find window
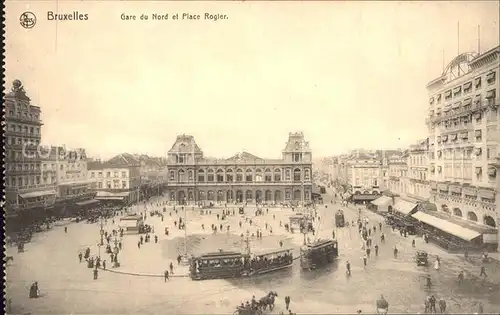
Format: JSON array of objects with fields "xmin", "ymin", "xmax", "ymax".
[
  {"xmin": 265, "ymin": 174, "xmax": 272, "ymax": 182},
  {"xmin": 486, "ymin": 71, "xmax": 496, "ymax": 85},
  {"xmin": 114, "ymin": 171, "xmax": 118, "ymax": 177},
  {"xmin": 188, "ymin": 170, "xmax": 193, "ymax": 181},
  {"xmin": 121, "ymin": 171, "xmax": 126, "ymax": 177},
  {"xmin": 487, "ymin": 146, "xmax": 497, "ymax": 159},
  {"xmin": 98, "ymin": 172, "xmax": 102, "ymax": 177},
  {"xmin": 487, "ymin": 108, "xmax": 498, "ymax": 122},
  {"xmin": 475, "ymin": 129, "xmax": 482, "ymax": 141},
  {"xmin": 107, "ymin": 181, "xmax": 111, "ymax": 189},
  {"xmin": 90, "ymin": 172, "xmax": 95, "ymax": 178},
  {"xmin": 226, "ymin": 174, "xmax": 233, "ymax": 182},
  {"xmin": 113, "ymin": 180, "xmax": 119, "ymax": 188},
  {"xmin": 304, "ymin": 169, "xmax": 310, "ymax": 180},
  {"xmin": 98, "ymin": 182, "xmax": 103, "ymax": 189},
  {"xmin": 486, "ymin": 126, "xmax": 498, "ymax": 141},
  {"xmin": 207, "ymin": 174, "xmax": 214, "ymax": 182},
  {"xmin": 198, "ymin": 169, "xmax": 205, "ymax": 182},
  {"xmin": 293, "ymin": 168, "xmax": 301, "ymax": 181},
  {"xmin": 106, "ymin": 172, "xmax": 111, "ymax": 177},
  {"xmin": 464, "ymin": 82, "xmax": 472, "ymax": 94},
  {"xmin": 60, "ymin": 164, "xmax": 64, "ymax": 170},
  {"xmin": 285, "ymin": 169, "xmax": 291, "ymax": 181},
  {"xmin": 169, "ymin": 171, "xmax": 175, "ymax": 180},
  {"xmin": 475, "ymin": 77, "xmax": 482, "ymax": 89},
  {"xmin": 122, "ymin": 181, "xmax": 127, "ymax": 189}
]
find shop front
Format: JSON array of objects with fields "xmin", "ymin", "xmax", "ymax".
[
  {"xmin": 411, "ymin": 211, "xmax": 495, "ymax": 251},
  {"xmin": 370, "ymin": 195, "xmax": 393, "ymax": 212}
]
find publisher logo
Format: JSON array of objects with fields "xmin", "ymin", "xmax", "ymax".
[{"xmin": 20, "ymin": 12, "xmax": 36, "ymax": 29}]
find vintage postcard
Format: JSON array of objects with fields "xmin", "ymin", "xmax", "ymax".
[{"xmin": 3, "ymin": 1, "xmax": 500, "ymax": 314}]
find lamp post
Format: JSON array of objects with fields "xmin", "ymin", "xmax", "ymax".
[{"xmin": 99, "ymin": 218, "xmax": 104, "ymax": 246}]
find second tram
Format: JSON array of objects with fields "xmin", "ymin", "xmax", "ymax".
[
  {"xmin": 189, "ymin": 251, "xmax": 245, "ymax": 280},
  {"xmin": 300, "ymin": 239, "xmax": 338, "ymax": 270}
]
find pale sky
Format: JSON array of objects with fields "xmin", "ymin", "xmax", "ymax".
[{"xmin": 5, "ymin": 1, "xmax": 499, "ymax": 160}]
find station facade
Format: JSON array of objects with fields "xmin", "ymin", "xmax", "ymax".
[{"xmin": 166, "ymin": 133, "xmax": 313, "ymax": 205}]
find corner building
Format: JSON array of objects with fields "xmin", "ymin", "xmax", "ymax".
[
  {"xmin": 4, "ymin": 80, "xmax": 57, "ymax": 230},
  {"xmin": 426, "ymin": 46, "xmax": 499, "ymax": 249},
  {"xmin": 166, "ymin": 133, "xmax": 313, "ymax": 204}
]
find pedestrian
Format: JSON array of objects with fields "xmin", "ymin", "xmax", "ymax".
[
  {"xmin": 374, "ymin": 244, "xmax": 379, "ymax": 256},
  {"xmin": 155, "ymin": 235, "xmax": 158, "ymax": 243},
  {"xmin": 93, "ymin": 268, "xmax": 98, "ymax": 280},
  {"xmin": 119, "ymin": 242, "xmax": 122, "ymax": 250},
  {"xmin": 438, "ymin": 297, "xmax": 446, "ymax": 314},
  {"xmin": 366, "ymin": 247, "xmax": 371, "ymax": 257},
  {"xmin": 164, "ymin": 270, "xmax": 169, "ymax": 282},
  {"xmin": 393, "ymin": 246, "xmax": 398, "ymax": 258},
  {"xmin": 363, "ymin": 254, "xmax": 367, "ymax": 266},
  {"xmin": 103, "ymin": 260, "xmax": 106, "ymax": 270},
  {"xmin": 64, "ymin": 227, "xmax": 68, "ymax": 233},
  {"xmin": 138, "ymin": 241, "xmax": 141, "ymax": 249},
  {"xmin": 285, "ymin": 296, "xmax": 290, "ymax": 310},
  {"xmin": 477, "ymin": 301, "xmax": 484, "ymax": 314},
  {"xmin": 78, "ymin": 252, "xmax": 83, "ymax": 263},
  {"xmin": 480, "ymin": 265, "xmax": 487, "ymax": 277},
  {"xmin": 429, "ymin": 295, "xmax": 436, "ymax": 313},
  {"xmin": 346, "ymin": 261, "xmax": 351, "ymax": 275},
  {"xmin": 457, "ymin": 271, "xmax": 464, "ymax": 285},
  {"xmin": 332, "ymin": 230, "xmax": 336, "ymax": 239},
  {"xmin": 279, "ymin": 240, "xmax": 283, "ymax": 247},
  {"xmin": 169, "ymin": 262, "xmax": 174, "ymax": 274}
]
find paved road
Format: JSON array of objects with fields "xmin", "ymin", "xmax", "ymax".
[{"xmin": 5, "ymin": 193, "xmax": 499, "ymax": 314}]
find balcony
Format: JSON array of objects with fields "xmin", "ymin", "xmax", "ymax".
[
  {"xmin": 4, "ymin": 130, "xmax": 41, "ymax": 138},
  {"xmin": 7, "ymin": 169, "xmax": 42, "ymax": 176},
  {"xmin": 6, "ymin": 115, "xmax": 43, "ymax": 125},
  {"xmin": 167, "ymin": 180, "xmax": 312, "ymax": 187}
]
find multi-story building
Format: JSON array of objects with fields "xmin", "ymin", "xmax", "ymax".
[
  {"xmin": 407, "ymin": 139, "xmax": 431, "ymax": 201},
  {"xmin": 426, "ymin": 46, "xmax": 499, "ymax": 248},
  {"xmin": 4, "ymin": 80, "xmax": 56, "ymax": 229},
  {"xmin": 165, "ymin": 133, "xmax": 313, "ymax": 205},
  {"xmin": 88, "ymin": 156, "xmax": 141, "ymax": 204},
  {"xmin": 387, "ymin": 151, "xmax": 409, "ymax": 196},
  {"xmin": 40, "ymin": 146, "xmax": 97, "ymax": 215}
]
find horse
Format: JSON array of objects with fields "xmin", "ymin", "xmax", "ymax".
[{"xmin": 259, "ymin": 291, "xmax": 278, "ymax": 311}]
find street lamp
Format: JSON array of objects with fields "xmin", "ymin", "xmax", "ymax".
[{"xmin": 99, "ymin": 218, "xmax": 104, "ymax": 246}]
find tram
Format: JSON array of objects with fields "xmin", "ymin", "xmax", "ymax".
[
  {"xmin": 189, "ymin": 251, "xmax": 245, "ymax": 280},
  {"xmin": 335, "ymin": 210, "xmax": 345, "ymax": 227},
  {"xmin": 300, "ymin": 239, "xmax": 338, "ymax": 270},
  {"xmin": 243, "ymin": 248, "xmax": 294, "ymax": 276}
]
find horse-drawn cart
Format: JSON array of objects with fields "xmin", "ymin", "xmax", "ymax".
[{"xmin": 233, "ymin": 306, "xmax": 263, "ymax": 315}]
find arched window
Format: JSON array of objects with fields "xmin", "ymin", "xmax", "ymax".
[
  {"xmin": 226, "ymin": 169, "xmax": 233, "ymax": 182},
  {"xmin": 246, "ymin": 169, "xmax": 253, "ymax": 182},
  {"xmin": 484, "ymin": 215, "xmax": 496, "ymax": 228},
  {"xmin": 255, "ymin": 169, "xmax": 263, "ymax": 182},
  {"xmin": 169, "ymin": 170, "xmax": 175, "ymax": 181},
  {"xmin": 197, "ymin": 169, "xmax": 205, "ymax": 182},
  {"xmin": 178, "ymin": 169, "xmax": 185, "ymax": 182},
  {"xmin": 304, "ymin": 169, "xmax": 310, "ymax": 180},
  {"xmin": 453, "ymin": 207, "xmax": 462, "ymax": 217},
  {"xmin": 293, "ymin": 168, "xmax": 301, "ymax": 181},
  {"xmin": 216, "ymin": 169, "xmax": 224, "ymax": 182},
  {"xmin": 467, "ymin": 211, "xmax": 478, "ymax": 222},
  {"xmin": 188, "ymin": 170, "xmax": 193, "ymax": 181},
  {"xmin": 207, "ymin": 169, "xmax": 214, "ymax": 182},
  {"xmin": 236, "ymin": 169, "xmax": 243, "ymax": 182},
  {"xmin": 285, "ymin": 169, "xmax": 291, "ymax": 181}
]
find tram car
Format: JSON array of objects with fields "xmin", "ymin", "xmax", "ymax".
[
  {"xmin": 242, "ymin": 248, "xmax": 294, "ymax": 276},
  {"xmin": 189, "ymin": 251, "xmax": 245, "ymax": 280},
  {"xmin": 335, "ymin": 210, "xmax": 345, "ymax": 227},
  {"xmin": 300, "ymin": 239, "xmax": 338, "ymax": 270}
]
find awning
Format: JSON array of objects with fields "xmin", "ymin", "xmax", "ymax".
[
  {"xmin": 463, "ymin": 82, "xmax": 472, "ymax": 89},
  {"xmin": 442, "ymin": 135, "xmax": 448, "ymax": 141},
  {"xmin": 486, "ymin": 90, "xmax": 496, "ymax": 99},
  {"xmin": 75, "ymin": 199, "xmax": 100, "ymax": 206},
  {"xmin": 450, "ymin": 134, "xmax": 458, "ymax": 141},
  {"xmin": 453, "ymin": 86, "xmax": 462, "ymax": 94},
  {"xmin": 475, "ymin": 77, "xmax": 481, "ymax": 87},
  {"xmin": 96, "ymin": 191, "xmax": 130, "ymax": 197},
  {"xmin": 460, "ymin": 132, "xmax": 468, "ymax": 139},
  {"xmin": 475, "ymin": 167, "xmax": 482, "ymax": 175},
  {"xmin": 436, "ymin": 94, "xmax": 442, "ymax": 101},
  {"xmin": 452, "ymin": 102, "xmax": 461, "ymax": 109},
  {"xmin": 393, "ymin": 199, "xmax": 418, "ymax": 216},
  {"xmin": 445, "ymin": 90, "xmax": 452, "ymax": 98},
  {"xmin": 429, "ymin": 97, "xmax": 435, "ymax": 104},
  {"xmin": 95, "ymin": 191, "xmax": 130, "ymax": 200},
  {"xmin": 19, "ymin": 190, "xmax": 57, "ymax": 199},
  {"xmin": 411, "ymin": 212, "xmax": 481, "ymax": 241},
  {"xmin": 463, "ymin": 98, "xmax": 472, "ymax": 106},
  {"xmin": 352, "ymin": 194, "xmax": 379, "ymax": 201},
  {"xmin": 371, "ymin": 196, "xmax": 393, "ymax": 207},
  {"xmin": 475, "ymin": 147, "xmax": 482, "ymax": 155}
]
